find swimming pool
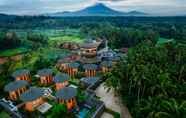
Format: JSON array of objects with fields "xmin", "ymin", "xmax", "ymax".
[{"xmin": 78, "ymin": 107, "xmax": 90, "ymax": 118}]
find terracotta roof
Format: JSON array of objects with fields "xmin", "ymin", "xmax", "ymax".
[
  {"xmin": 83, "ymin": 64, "xmax": 98, "ymax": 70},
  {"xmin": 4, "ymin": 80, "xmax": 29, "ymax": 92},
  {"xmin": 53, "ymin": 73, "xmax": 70, "ymax": 83},
  {"xmin": 37, "ymin": 69, "xmax": 53, "ymax": 76},
  {"xmin": 55, "ymin": 87, "xmax": 77, "ymax": 100},
  {"xmin": 20, "ymin": 87, "xmax": 44, "ymax": 102},
  {"xmin": 12, "ymin": 69, "xmax": 30, "ymax": 78}
]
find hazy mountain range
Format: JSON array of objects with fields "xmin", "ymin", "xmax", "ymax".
[{"xmin": 45, "ymin": 3, "xmax": 147, "ymax": 17}]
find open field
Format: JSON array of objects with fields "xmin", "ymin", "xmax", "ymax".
[{"xmin": 0, "ymin": 47, "xmax": 29, "ymax": 57}]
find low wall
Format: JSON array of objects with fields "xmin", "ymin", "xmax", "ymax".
[{"xmin": 91, "ymin": 99, "xmax": 105, "ymax": 118}]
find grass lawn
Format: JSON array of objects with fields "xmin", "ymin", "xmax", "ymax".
[
  {"xmin": 0, "ymin": 47, "xmax": 29, "ymax": 57},
  {"xmin": 0, "ymin": 111, "xmax": 11, "ymax": 118},
  {"xmin": 156, "ymin": 37, "xmax": 175, "ymax": 46},
  {"xmin": 49, "ymin": 35, "xmax": 84, "ymax": 45}
]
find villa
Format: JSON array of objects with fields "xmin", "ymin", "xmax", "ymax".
[
  {"xmin": 4, "ymin": 80, "xmax": 29, "ymax": 101},
  {"xmin": 12, "ymin": 69, "xmax": 31, "ymax": 82},
  {"xmin": 66, "ymin": 62, "xmax": 80, "ymax": 77},
  {"xmin": 20, "ymin": 87, "xmax": 45, "ymax": 111},
  {"xmin": 53, "ymin": 73, "xmax": 70, "ymax": 90},
  {"xmin": 37, "ymin": 69, "xmax": 53, "ymax": 85},
  {"xmin": 100, "ymin": 61, "xmax": 112, "ymax": 73},
  {"xmin": 83, "ymin": 64, "xmax": 98, "ymax": 77},
  {"xmin": 55, "ymin": 87, "xmax": 77, "ymax": 110}
]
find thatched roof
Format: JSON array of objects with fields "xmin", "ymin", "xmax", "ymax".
[
  {"xmin": 37, "ymin": 69, "xmax": 53, "ymax": 76},
  {"xmin": 4, "ymin": 80, "xmax": 29, "ymax": 92},
  {"xmin": 53, "ymin": 73, "xmax": 70, "ymax": 83},
  {"xmin": 12, "ymin": 69, "xmax": 30, "ymax": 78},
  {"xmin": 55, "ymin": 87, "xmax": 77, "ymax": 100},
  {"xmin": 83, "ymin": 64, "xmax": 98, "ymax": 70},
  {"xmin": 20, "ymin": 87, "xmax": 44, "ymax": 102}
]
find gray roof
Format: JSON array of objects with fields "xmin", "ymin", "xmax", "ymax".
[
  {"xmin": 12, "ymin": 69, "xmax": 30, "ymax": 78},
  {"xmin": 55, "ymin": 87, "xmax": 77, "ymax": 100},
  {"xmin": 81, "ymin": 43, "xmax": 98, "ymax": 49},
  {"xmin": 53, "ymin": 73, "xmax": 70, "ymax": 83},
  {"xmin": 80, "ymin": 77, "xmax": 100, "ymax": 85},
  {"xmin": 20, "ymin": 87, "xmax": 44, "ymax": 102},
  {"xmin": 37, "ymin": 69, "xmax": 53, "ymax": 76},
  {"xmin": 101, "ymin": 61, "xmax": 112, "ymax": 68},
  {"xmin": 111, "ymin": 56, "xmax": 121, "ymax": 62},
  {"xmin": 4, "ymin": 80, "xmax": 29, "ymax": 92},
  {"xmin": 67, "ymin": 62, "xmax": 80, "ymax": 68},
  {"xmin": 80, "ymin": 57, "xmax": 101, "ymax": 64},
  {"xmin": 83, "ymin": 64, "xmax": 98, "ymax": 70}
]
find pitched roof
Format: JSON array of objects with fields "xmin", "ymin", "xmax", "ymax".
[
  {"xmin": 55, "ymin": 87, "xmax": 77, "ymax": 100},
  {"xmin": 53, "ymin": 73, "xmax": 70, "ymax": 83},
  {"xmin": 67, "ymin": 62, "xmax": 80, "ymax": 68},
  {"xmin": 80, "ymin": 57, "xmax": 101, "ymax": 64},
  {"xmin": 101, "ymin": 61, "xmax": 112, "ymax": 68},
  {"xmin": 12, "ymin": 69, "xmax": 30, "ymax": 78},
  {"xmin": 80, "ymin": 77, "xmax": 100, "ymax": 85},
  {"xmin": 4, "ymin": 80, "xmax": 29, "ymax": 92},
  {"xmin": 81, "ymin": 43, "xmax": 98, "ymax": 49},
  {"xmin": 37, "ymin": 69, "xmax": 53, "ymax": 76},
  {"xmin": 83, "ymin": 64, "xmax": 98, "ymax": 70},
  {"xmin": 20, "ymin": 87, "xmax": 44, "ymax": 102}
]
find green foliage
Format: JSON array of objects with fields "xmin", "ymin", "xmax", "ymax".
[
  {"xmin": 27, "ymin": 32, "xmax": 48, "ymax": 49},
  {"xmin": 105, "ymin": 108, "xmax": 121, "ymax": 118},
  {"xmin": 0, "ymin": 31, "xmax": 21, "ymax": 50},
  {"xmin": 82, "ymin": 24, "xmax": 159, "ymax": 49},
  {"xmin": 105, "ymin": 41, "xmax": 186, "ymax": 118},
  {"xmin": 46, "ymin": 104, "xmax": 75, "ymax": 118}
]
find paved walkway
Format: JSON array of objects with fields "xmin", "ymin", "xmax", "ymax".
[{"xmin": 95, "ymin": 83, "xmax": 131, "ymax": 118}]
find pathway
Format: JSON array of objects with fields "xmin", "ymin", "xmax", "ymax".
[{"xmin": 95, "ymin": 83, "xmax": 132, "ymax": 118}]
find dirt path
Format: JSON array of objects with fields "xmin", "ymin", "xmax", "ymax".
[{"xmin": 95, "ymin": 83, "xmax": 132, "ymax": 118}]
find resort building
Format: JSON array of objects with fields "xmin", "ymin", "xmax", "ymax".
[
  {"xmin": 55, "ymin": 87, "xmax": 77, "ymax": 110},
  {"xmin": 20, "ymin": 87, "xmax": 45, "ymax": 111},
  {"xmin": 37, "ymin": 69, "xmax": 53, "ymax": 85},
  {"xmin": 80, "ymin": 77, "xmax": 100, "ymax": 88},
  {"xmin": 12, "ymin": 69, "xmax": 31, "ymax": 82},
  {"xmin": 83, "ymin": 64, "xmax": 98, "ymax": 77},
  {"xmin": 4, "ymin": 80, "xmax": 29, "ymax": 101},
  {"xmin": 100, "ymin": 61, "xmax": 112, "ymax": 73},
  {"xmin": 53, "ymin": 73, "xmax": 70, "ymax": 90},
  {"xmin": 67, "ymin": 62, "xmax": 80, "ymax": 77},
  {"xmin": 80, "ymin": 40, "xmax": 101, "ymax": 58},
  {"xmin": 56, "ymin": 54, "xmax": 81, "ymax": 72},
  {"xmin": 111, "ymin": 56, "xmax": 121, "ymax": 65}
]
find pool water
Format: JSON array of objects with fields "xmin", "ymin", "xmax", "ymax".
[{"xmin": 78, "ymin": 108, "xmax": 90, "ymax": 118}]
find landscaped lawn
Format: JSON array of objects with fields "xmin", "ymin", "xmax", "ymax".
[
  {"xmin": 0, "ymin": 47, "xmax": 29, "ymax": 57},
  {"xmin": 156, "ymin": 37, "xmax": 175, "ymax": 46},
  {"xmin": 49, "ymin": 35, "xmax": 84, "ymax": 45},
  {"xmin": 0, "ymin": 111, "xmax": 11, "ymax": 118}
]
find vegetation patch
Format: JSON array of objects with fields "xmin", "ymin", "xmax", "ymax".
[{"xmin": 0, "ymin": 47, "xmax": 29, "ymax": 57}]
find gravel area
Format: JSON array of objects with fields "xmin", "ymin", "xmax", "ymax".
[{"xmin": 95, "ymin": 83, "xmax": 132, "ymax": 118}]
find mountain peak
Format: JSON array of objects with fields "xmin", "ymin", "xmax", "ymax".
[{"xmin": 46, "ymin": 3, "xmax": 147, "ymax": 17}]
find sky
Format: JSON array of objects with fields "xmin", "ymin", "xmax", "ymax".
[{"xmin": 0, "ymin": 0, "xmax": 186, "ymax": 15}]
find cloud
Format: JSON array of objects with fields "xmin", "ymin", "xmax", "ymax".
[{"xmin": 0, "ymin": 0, "xmax": 186, "ymax": 15}]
